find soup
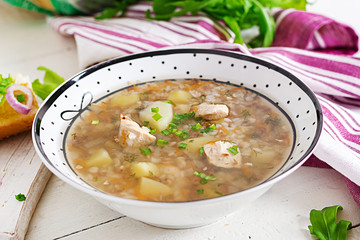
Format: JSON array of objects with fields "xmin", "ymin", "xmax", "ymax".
[{"xmin": 66, "ymin": 79, "xmax": 293, "ymax": 202}]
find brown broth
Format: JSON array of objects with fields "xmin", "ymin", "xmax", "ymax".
[{"xmin": 66, "ymin": 79, "xmax": 293, "ymax": 202}]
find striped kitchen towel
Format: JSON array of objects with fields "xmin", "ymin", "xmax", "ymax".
[{"xmin": 49, "ymin": 2, "xmax": 360, "ymax": 206}]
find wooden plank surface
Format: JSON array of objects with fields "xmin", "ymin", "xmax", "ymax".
[
  {"xmin": 0, "ymin": 3, "xmax": 79, "ymax": 239},
  {"xmin": 25, "ymin": 167, "xmax": 360, "ymax": 240},
  {"xmin": 0, "ymin": 132, "xmax": 52, "ymax": 240}
]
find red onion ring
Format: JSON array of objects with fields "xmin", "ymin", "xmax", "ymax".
[{"xmin": 5, "ymin": 84, "xmax": 33, "ymax": 115}]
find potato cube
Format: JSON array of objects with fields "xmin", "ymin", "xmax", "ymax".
[
  {"xmin": 182, "ymin": 136, "xmax": 216, "ymax": 153},
  {"xmin": 168, "ymin": 90, "xmax": 192, "ymax": 104},
  {"xmin": 110, "ymin": 94, "xmax": 140, "ymax": 107},
  {"xmin": 130, "ymin": 162, "xmax": 160, "ymax": 178},
  {"xmin": 251, "ymin": 149, "xmax": 277, "ymax": 165},
  {"xmin": 139, "ymin": 101, "xmax": 173, "ymax": 131},
  {"xmin": 86, "ymin": 148, "xmax": 113, "ymax": 167},
  {"xmin": 139, "ymin": 177, "xmax": 173, "ymax": 197}
]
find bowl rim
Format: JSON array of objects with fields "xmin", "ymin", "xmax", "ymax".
[{"xmin": 32, "ymin": 48, "xmax": 323, "ymax": 206}]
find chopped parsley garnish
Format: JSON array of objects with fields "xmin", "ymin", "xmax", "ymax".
[
  {"xmin": 197, "ymin": 189, "xmax": 204, "ymax": 194},
  {"xmin": 161, "ymin": 129, "xmax": 171, "ymax": 136},
  {"xmin": 195, "ymin": 117, "xmax": 203, "ymax": 122},
  {"xmin": 163, "ymin": 100, "xmax": 172, "ymax": 104},
  {"xmin": 180, "ymin": 130, "xmax": 190, "ymax": 140},
  {"xmin": 143, "ymin": 121, "xmax": 149, "ymax": 125},
  {"xmin": 169, "ymin": 122, "xmax": 178, "ymax": 129},
  {"xmin": 178, "ymin": 143, "xmax": 187, "ymax": 149},
  {"xmin": 146, "ymin": 127, "xmax": 156, "ymax": 134},
  {"xmin": 15, "ymin": 193, "xmax": 26, "ymax": 202},
  {"xmin": 200, "ymin": 124, "xmax": 216, "ymax": 133},
  {"xmin": 227, "ymin": 145, "xmax": 239, "ymax": 155},
  {"xmin": 191, "ymin": 123, "xmax": 202, "ymax": 131},
  {"xmin": 0, "ymin": 74, "xmax": 14, "ymax": 106},
  {"xmin": 200, "ymin": 179, "xmax": 208, "ymax": 185},
  {"xmin": 193, "ymin": 171, "xmax": 217, "ymax": 185},
  {"xmin": 175, "ymin": 112, "xmax": 195, "ymax": 122},
  {"xmin": 140, "ymin": 147, "xmax": 152, "ymax": 156},
  {"xmin": 152, "ymin": 113, "xmax": 162, "ymax": 121},
  {"xmin": 157, "ymin": 139, "xmax": 168, "ymax": 146},
  {"xmin": 161, "ymin": 112, "xmax": 196, "ymax": 137},
  {"xmin": 91, "ymin": 120, "xmax": 99, "ymax": 125},
  {"xmin": 16, "ymin": 94, "xmax": 25, "ymax": 102},
  {"xmin": 208, "ymin": 124, "xmax": 216, "ymax": 131},
  {"xmin": 151, "ymin": 107, "xmax": 159, "ymax": 113},
  {"xmin": 199, "ymin": 146, "xmax": 204, "ymax": 156}
]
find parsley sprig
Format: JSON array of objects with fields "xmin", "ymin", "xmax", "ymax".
[
  {"xmin": 227, "ymin": 145, "xmax": 239, "ymax": 155},
  {"xmin": 194, "ymin": 171, "xmax": 216, "ymax": 185},
  {"xmin": 309, "ymin": 205, "xmax": 352, "ymax": 240},
  {"xmin": 15, "ymin": 193, "xmax": 26, "ymax": 202}
]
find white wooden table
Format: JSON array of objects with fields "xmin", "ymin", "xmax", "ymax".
[{"xmin": 0, "ymin": 1, "xmax": 360, "ymax": 239}]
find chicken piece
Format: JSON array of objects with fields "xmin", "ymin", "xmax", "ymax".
[
  {"xmin": 194, "ymin": 103, "xmax": 229, "ymax": 120},
  {"xmin": 119, "ymin": 115, "xmax": 156, "ymax": 147},
  {"xmin": 203, "ymin": 141, "xmax": 242, "ymax": 168}
]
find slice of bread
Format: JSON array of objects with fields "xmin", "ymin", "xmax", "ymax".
[{"xmin": 0, "ymin": 74, "xmax": 39, "ymax": 140}]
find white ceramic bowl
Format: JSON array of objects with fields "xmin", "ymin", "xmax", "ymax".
[{"xmin": 32, "ymin": 49, "xmax": 322, "ymax": 229}]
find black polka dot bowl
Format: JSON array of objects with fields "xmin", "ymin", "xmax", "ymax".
[{"xmin": 32, "ymin": 49, "xmax": 322, "ymax": 229}]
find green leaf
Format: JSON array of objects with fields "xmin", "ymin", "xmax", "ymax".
[
  {"xmin": 32, "ymin": 66, "xmax": 64, "ymax": 100},
  {"xmin": 15, "ymin": 193, "xmax": 26, "ymax": 202},
  {"xmin": 223, "ymin": 16, "xmax": 243, "ymax": 44},
  {"xmin": 16, "ymin": 94, "xmax": 25, "ymax": 103},
  {"xmin": 153, "ymin": 0, "xmax": 177, "ymax": 16},
  {"xmin": 249, "ymin": 0, "xmax": 275, "ymax": 47},
  {"xmin": 140, "ymin": 147, "xmax": 152, "ymax": 156},
  {"xmin": 308, "ymin": 205, "xmax": 352, "ymax": 240},
  {"xmin": 0, "ymin": 74, "xmax": 14, "ymax": 106},
  {"xmin": 258, "ymin": 0, "xmax": 307, "ymax": 10}
]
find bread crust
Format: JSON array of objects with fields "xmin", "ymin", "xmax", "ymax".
[{"xmin": 0, "ymin": 94, "xmax": 38, "ymax": 140}]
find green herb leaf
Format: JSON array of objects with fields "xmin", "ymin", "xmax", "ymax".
[
  {"xmin": 15, "ymin": 193, "xmax": 26, "ymax": 202},
  {"xmin": 178, "ymin": 143, "xmax": 187, "ymax": 149},
  {"xmin": 227, "ymin": 145, "xmax": 239, "ymax": 155},
  {"xmin": 174, "ymin": 130, "xmax": 183, "ymax": 136},
  {"xmin": 308, "ymin": 205, "xmax": 352, "ymax": 240},
  {"xmin": 152, "ymin": 113, "xmax": 162, "ymax": 121},
  {"xmin": 191, "ymin": 123, "xmax": 202, "ymax": 131},
  {"xmin": 150, "ymin": 128, "xmax": 157, "ymax": 134},
  {"xmin": 140, "ymin": 147, "xmax": 152, "ymax": 156},
  {"xmin": 16, "ymin": 94, "xmax": 25, "ymax": 103},
  {"xmin": 151, "ymin": 107, "xmax": 159, "ymax": 113},
  {"xmin": 194, "ymin": 171, "xmax": 216, "ymax": 185},
  {"xmin": 197, "ymin": 189, "xmax": 204, "ymax": 194},
  {"xmin": 0, "ymin": 74, "xmax": 15, "ymax": 106},
  {"xmin": 143, "ymin": 121, "xmax": 149, "ymax": 125},
  {"xmin": 157, "ymin": 139, "xmax": 168, "ymax": 146},
  {"xmin": 179, "ymin": 130, "xmax": 190, "ymax": 140},
  {"xmin": 32, "ymin": 66, "xmax": 65, "ymax": 100},
  {"xmin": 199, "ymin": 146, "xmax": 204, "ymax": 156},
  {"xmin": 161, "ymin": 129, "xmax": 172, "ymax": 136},
  {"xmin": 200, "ymin": 123, "xmax": 217, "ymax": 133}
]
